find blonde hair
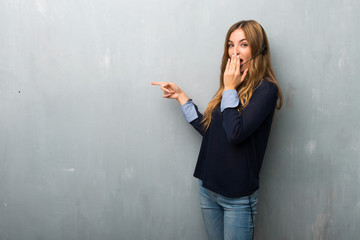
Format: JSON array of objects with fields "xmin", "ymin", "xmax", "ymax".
[{"xmin": 201, "ymin": 20, "xmax": 283, "ymax": 130}]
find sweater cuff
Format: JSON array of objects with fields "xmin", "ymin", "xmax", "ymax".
[
  {"xmin": 221, "ymin": 90, "xmax": 239, "ymax": 112},
  {"xmin": 180, "ymin": 99, "xmax": 198, "ymax": 122}
]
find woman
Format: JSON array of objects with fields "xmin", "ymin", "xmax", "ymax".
[{"xmin": 152, "ymin": 20, "xmax": 282, "ymax": 240}]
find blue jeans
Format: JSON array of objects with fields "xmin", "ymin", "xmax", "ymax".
[{"xmin": 199, "ymin": 181, "xmax": 258, "ymax": 240}]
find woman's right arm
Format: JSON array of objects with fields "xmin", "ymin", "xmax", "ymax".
[{"xmin": 152, "ymin": 82, "xmax": 205, "ymax": 136}]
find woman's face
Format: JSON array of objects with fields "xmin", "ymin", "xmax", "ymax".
[{"xmin": 227, "ymin": 28, "xmax": 252, "ymax": 73}]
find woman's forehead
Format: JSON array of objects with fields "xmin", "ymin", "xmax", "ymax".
[{"xmin": 229, "ymin": 28, "xmax": 246, "ymax": 41}]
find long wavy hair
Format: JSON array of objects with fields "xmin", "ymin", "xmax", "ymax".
[{"xmin": 201, "ymin": 20, "xmax": 283, "ymax": 130}]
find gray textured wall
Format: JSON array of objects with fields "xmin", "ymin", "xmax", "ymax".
[{"xmin": 0, "ymin": 0, "xmax": 359, "ymax": 239}]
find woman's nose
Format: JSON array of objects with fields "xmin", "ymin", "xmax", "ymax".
[{"xmin": 232, "ymin": 46, "xmax": 240, "ymax": 56}]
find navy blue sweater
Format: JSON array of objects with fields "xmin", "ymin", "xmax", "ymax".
[{"xmin": 189, "ymin": 81, "xmax": 278, "ymax": 198}]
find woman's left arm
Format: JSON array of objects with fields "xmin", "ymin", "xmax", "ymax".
[{"xmin": 222, "ymin": 82, "xmax": 278, "ymax": 144}]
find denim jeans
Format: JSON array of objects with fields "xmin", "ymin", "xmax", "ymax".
[{"xmin": 199, "ymin": 181, "xmax": 258, "ymax": 240}]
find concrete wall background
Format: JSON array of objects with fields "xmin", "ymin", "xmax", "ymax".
[{"xmin": 0, "ymin": 0, "xmax": 359, "ymax": 239}]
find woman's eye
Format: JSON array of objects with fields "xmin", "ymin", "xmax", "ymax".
[
  {"xmin": 241, "ymin": 44, "xmax": 248, "ymax": 47},
  {"xmin": 228, "ymin": 44, "xmax": 234, "ymax": 48}
]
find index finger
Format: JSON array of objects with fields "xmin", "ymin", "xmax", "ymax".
[
  {"xmin": 151, "ymin": 82, "xmax": 166, "ymax": 86},
  {"xmin": 235, "ymin": 55, "xmax": 240, "ymax": 73}
]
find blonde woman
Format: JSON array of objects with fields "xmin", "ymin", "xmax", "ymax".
[{"xmin": 152, "ymin": 20, "xmax": 282, "ymax": 240}]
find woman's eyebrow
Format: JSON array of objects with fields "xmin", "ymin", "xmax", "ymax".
[{"xmin": 228, "ymin": 38, "xmax": 247, "ymax": 43}]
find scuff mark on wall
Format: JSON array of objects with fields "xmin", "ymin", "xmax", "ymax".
[
  {"xmin": 99, "ymin": 47, "xmax": 111, "ymax": 77},
  {"xmin": 351, "ymin": 139, "xmax": 360, "ymax": 157},
  {"xmin": 312, "ymin": 186, "xmax": 334, "ymax": 240},
  {"xmin": 338, "ymin": 51, "xmax": 344, "ymax": 69},
  {"xmin": 59, "ymin": 168, "xmax": 76, "ymax": 172},
  {"xmin": 305, "ymin": 140, "xmax": 317, "ymax": 155},
  {"xmin": 123, "ymin": 167, "xmax": 134, "ymax": 180},
  {"xmin": 313, "ymin": 213, "xmax": 331, "ymax": 240},
  {"xmin": 35, "ymin": 0, "xmax": 48, "ymax": 15},
  {"xmin": 286, "ymin": 143, "xmax": 294, "ymax": 155},
  {"xmin": 354, "ymin": 201, "xmax": 360, "ymax": 214},
  {"xmin": 285, "ymin": 84, "xmax": 296, "ymax": 109}
]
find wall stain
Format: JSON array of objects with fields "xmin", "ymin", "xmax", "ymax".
[
  {"xmin": 285, "ymin": 84, "xmax": 296, "ymax": 109},
  {"xmin": 312, "ymin": 187, "xmax": 334, "ymax": 240},
  {"xmin": 313, "ymin": 213, "xmax": 331, "ymax": 240}
]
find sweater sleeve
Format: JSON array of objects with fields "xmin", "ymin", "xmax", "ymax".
[
  {"xmin": 180, "ymin": 99, "xmax": 205, "ymax": 136},
  {"xmin": 221, "ymin": 90, "xmax": 239, "ymax": 112},
  {"xmin": 222, "ymin": 82, "xmax": 278, "ymax": 144},
  {"xmin": 180, "ymin": 99, "xmax": 198, "ymax": 122}
]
